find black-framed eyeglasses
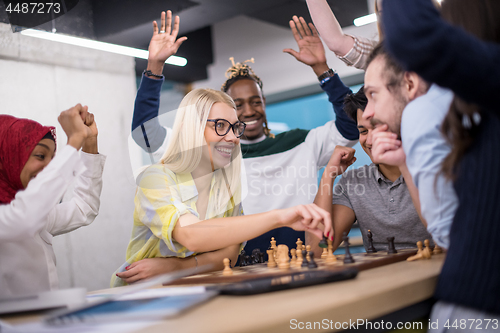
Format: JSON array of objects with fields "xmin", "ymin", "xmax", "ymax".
[{"xmin": 207, "ymin": 119, "xmax": 246, "ymax": 138}]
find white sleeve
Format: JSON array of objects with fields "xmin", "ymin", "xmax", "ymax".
[
  {"xmin": 0, "ymin": 146, "xmax": 79, "ymax": 241},
  {"xmin": 401, "ymin": 89, "xmax": 458, "ymax": 249},
  {"xmin": 46, "ymin": 151, "xmax": 106, "ymax": 236},
  {"xmin": 305, "ymin": 120, "xmax": 358, "ymax": 168}
]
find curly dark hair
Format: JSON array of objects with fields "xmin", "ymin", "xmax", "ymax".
[
  {"xmin": 221, "ymin": 57, "xmax": 274, "ymax": 138},
  {"xmin": 344, "ymin": 86, "xmax": 368, "ymax": 124}
]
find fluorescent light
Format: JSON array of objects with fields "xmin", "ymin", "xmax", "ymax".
[
  {"xmin": 20, "ymin": 29, "xmax": 187, "ymax": 67},
  {"xmin": 353, "ymin": 13, "xmax": 377, "ymax": 27}
]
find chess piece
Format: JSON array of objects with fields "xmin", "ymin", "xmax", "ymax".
[
  {"xmin": 422, "ymin": 239, "xmax": 432, "ymax": 259},
  {"xmin": 433, "ymin": 244, "xmax": 443, "ymax": 255},
  {"xmin": 366, "ymin": 229, "xmax": 377, "ymax": 253},
  {"xmin": 222, "ymin": 258, "xmax": 233, "ymax": 276},
  {"xmin": 258, "ymin": 251, "xmax": 265, "ymax": 263},
  {"xmin": 343, "ymin": 232, "xmax": 355, "ymax": 264},
  {"xmin": 277, "ymin": 245, "xmax": 289, "ymax": 260},
  {"xmin": 252, "ymin": 249, "xmax": 262, "ymax": 264},
  {"xmin": 271, "ymin": 237, "xmax": 277, "ymax": 251},
  {"xmin": 239, "ymin": 250, "xmax": 247, "ymax": 267},
  {"xmin": 318, "ymin": 235, "xmax": 328, "ymax": 248},
  {"xmin": 306, "ymin": 245, "xmax": 311, "ymax": 261},
  {"xmin": 267, "ymin": 249, "xmax": 276, "ymax": 268},
  {"xmin": 387, "ymin": 237, "xmax": 397, "ymax": 254},
  {"xmin": 407, "ymin": 241, "xmax": 424, "ymax": 261},
  {"xmin": 278, "ymin": 247, "xmax": 290, "ymax": 270},
  {"xmin": 301, "ymin": 249, "xmax": 309, "ymax": 268},
  {"xmin": 271, "ymin": 237, "xmax": 278, "ymax": 260},
  {"xmin": 321, "ymin": 248, "xmax": 328, "ymax": 260},
  {"xmin": 296, "ymin": 239, "xmax": 303, "ymax": 265},
  {"xmin": 296, "ymin": 253, "xmax": 303, "ymax": 268},
  {"xmin": 290, "ymin": 248, "xmax": 297, "ymax": 266},
  {"xmin": 326, "ymin": 238, "xmax": 337, "ymax": 264},
  {"xmin": 296, "ymin": 238, "xmax": 303, "ymax": 254},
  {"xmin": 308, "ymin": 251, "xmax": 318, "ymax": 269}
]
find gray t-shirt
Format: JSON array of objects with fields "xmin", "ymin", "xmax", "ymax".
[{"xmin": 332, "ymin": 163, "xmax": 432, "ymax": 251}]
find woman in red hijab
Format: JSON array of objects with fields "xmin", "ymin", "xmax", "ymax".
[{"xmin": 0, "ymin": 104, "xmax": 106, "ymax": 297}]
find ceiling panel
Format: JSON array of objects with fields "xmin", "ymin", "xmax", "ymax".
[{"xmin": 0, "ymin": 0, "xmax": 370, "ymax": 82}]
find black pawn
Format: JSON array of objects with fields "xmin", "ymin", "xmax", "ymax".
[
  {"xmin": 318, "ymin": 235, "xmax": 328, "ymax": 248},
  {"xmin": 239, "ymin": 250, "xmax": 247, "ymax": 267},
  {"xmin": 252, "ymin": 249, "xmax": 261, "ymax": 264},
  {"xmin": 343, "ymin": 232, "xmax": 355, "ymax": 264},
  {"xmin": 258, "ymin": 252, "xmax": 265, "ymax": 264},
  {"xmin": 244, "ymin": 255, "xmax": 251, "ymax": 265},
  {"xmin": 366, "ymin": 230, "xmax": 377, "ymax": 253},
  {"xmin": 387, "ymin": 237, "xmax": 397, "ymax": 254},
  {"xmin": 301, "ymin": 250, "xmax": 309, "ymax": 267},
  {"xmin": 308, "ymin": 251, "xmax": 318, "ymax": 269}
]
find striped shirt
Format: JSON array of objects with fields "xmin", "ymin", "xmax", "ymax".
[
  {"xmin": 111, "ymin": 164, "xmax": 243, "ymax": 287},
  {"xmin": 338, "ymin": 35, "xmax": 378, "ymax": 70}
]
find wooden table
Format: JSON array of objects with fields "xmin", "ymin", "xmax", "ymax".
[{"xmin": 1, "ymin": 254, "xmax": 445, "ymax": 332}]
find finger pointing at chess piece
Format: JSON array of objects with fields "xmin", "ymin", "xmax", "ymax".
[{"xmin": 278, "ymin": 204, "xmax": 333, "ymax": 241}]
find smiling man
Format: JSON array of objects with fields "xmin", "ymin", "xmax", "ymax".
[
  {"xmin": 131, "ymin": 13, "xmax": 359, "ymax": 255},
  {"xmin": 312, "ymin": 87, "xmax": 431, "ymax": 254}
]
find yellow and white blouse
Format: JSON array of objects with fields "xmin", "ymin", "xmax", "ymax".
[{"xmin": 111, "ymin": 164, "xmax": 244, "ymax": 287}]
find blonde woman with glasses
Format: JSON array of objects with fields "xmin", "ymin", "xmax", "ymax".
[{"xmin": 112, "ymin": 88, "xmax": 333, "ymax": 286}]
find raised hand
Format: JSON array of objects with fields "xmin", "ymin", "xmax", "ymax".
[
  {"xmin": 82, "ymin": 112, "xmax": 98, "ymax": 154},
  {"xmin": 58, "ymin": 104, "xmax": 91, "ymax": 150},
  {"xmin": 325, "ymin": 146, "xmax": 356, "ymax": 178},
  {"xmin": 283, "ymin": 16, "xmax": 328, "ymax": 75},
  {"xmin": 147, "ymin": 10, "xmax": 187, "ymax": 75},
  {"xmin": 371, "ymin": 125, "xmax": 405, "ymax": 167},
  {"xmin": 279, "ymin": 204, "xmax": 333, "ymax": 241}
]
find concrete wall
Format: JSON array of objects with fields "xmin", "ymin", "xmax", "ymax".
[{"xmin": 0, "ymin": 23, "xmax": 138, "ymax": 291}]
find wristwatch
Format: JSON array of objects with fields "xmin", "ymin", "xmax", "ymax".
[{"xmin": 317, "ymin": 68, "xmax": 336, "ymax": 82}]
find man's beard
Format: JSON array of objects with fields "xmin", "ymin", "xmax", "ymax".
[{"xmin": 390, "ymin": 90, "xmax": 410, "ymax": 139}]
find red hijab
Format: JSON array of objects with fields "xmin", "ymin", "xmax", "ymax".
[{"xmin": 0, "ymin": 115, "xmax": 56, "ymax": 204}]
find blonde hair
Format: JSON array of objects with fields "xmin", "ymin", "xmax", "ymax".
[{"xmin": 160, "ymin": 88, "xmax": 242, "ymax": 216}]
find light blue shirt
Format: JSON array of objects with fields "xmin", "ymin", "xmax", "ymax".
[{"xmin": 401, "ymin": 84, "xmax": 458, "ymax": 249}]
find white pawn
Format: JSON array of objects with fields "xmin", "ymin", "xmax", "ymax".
[{"xmin": 222, "ymin": 258, "xmax": 233, "ymax": 276}]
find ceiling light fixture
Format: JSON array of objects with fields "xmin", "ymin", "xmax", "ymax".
[
  {"xmin": 20, "ymin": 29, "xmax": 187, "ymax": 67},
  {"xmin": 353, "ymin": 13, "xmax": 377, "ymax": 27}
]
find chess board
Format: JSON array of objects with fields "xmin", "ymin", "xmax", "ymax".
[{"xmin": 166, "ymin": 249, "xmax": 418, "ymax": 286}]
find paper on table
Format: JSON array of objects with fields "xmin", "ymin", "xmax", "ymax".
[
  {"xmin": 1, "ymin": 319, "xmax": 154, "ymax": 333},
  {"xmin": 87, "ymin": 286, "xmax": 207, "ymax": 301}
]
